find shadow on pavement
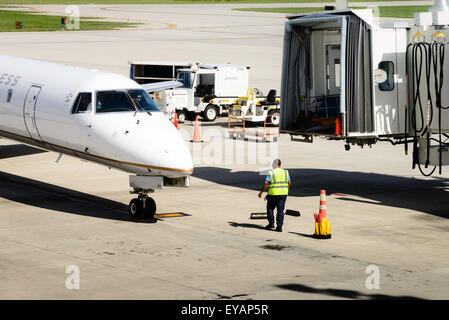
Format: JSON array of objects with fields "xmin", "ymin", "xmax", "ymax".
[
  {"xmin": 288, "ymin": 232, "xmax": 315, "ymax": 238},
  {"xmin": 276, "ymin": 283, "xmax": 424, "ymax": 300},
  {"xmin": 0, "ymin": 171, "xmax": 158, "ymax": 223},
  {"xmin": 193, "ymin": 167, "xmax": 449, "ymax": 219},
  {"xmin": 228, "ymin": 221, "xmax": 267, "ymax": 230},
  {"xmin": 0, "ymin": 144, "xmax": 48, "ymax": 159}
]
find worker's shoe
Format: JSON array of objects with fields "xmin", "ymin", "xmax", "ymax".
[
  {"xmin": 265, "ymin": 224, "xmax": 274, "ymax": 230},
  {"xmin": 275, "ymin": 226, "xmax": 282, "ymax": 232}
]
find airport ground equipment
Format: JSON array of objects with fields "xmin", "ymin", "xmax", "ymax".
[
  {"xmin": 250, "ymin": 212, "xmax": 267, "ymax": 219},
  {"xmin": 229, "ymin": 88, "xmax": 281, "ymax": 125},
  {"xmin": 228, "ymin": 88, "xmax": 280, "ymax": 142},
  {"xmin": 130, "ymin": 61, "xmax": 252, "ymax": 122},
  {"xmin": 130, "ymin": 61, "xmax": 196, "ymax": 85},
  {"xmin": 286, "ymin": 209, "xmax": 301, "ymax": 217},
  {"xmin": 228, "ymin": 113, "xmax": 280, "ymax": 143},
  {"xmin": 280, "ymin": 3, "xmax": 449, "ymax": 176},
  {"xmin": 250, "ymin": 210, "xmax": 300, "ymax": 219}
]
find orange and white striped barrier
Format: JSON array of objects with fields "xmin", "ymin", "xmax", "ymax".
[{"xmin": 319, "ymin": 189, "xmax": 327, "ymax": 218}]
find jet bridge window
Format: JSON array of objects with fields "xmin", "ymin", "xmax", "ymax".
[
  {"xmin": 96, "ymin": 91, "xmax": 136, "ymax": 113},
  {"xmin": 334, "ymin": 59, "xmax": 341, "ymax": 88},
  {"xmin": 378, "ymin": 61, "xmax": 394, "ymax": 92},
  {"xmin": 71, "ymin": 92, "xmax": 92, "ymax": 114}
]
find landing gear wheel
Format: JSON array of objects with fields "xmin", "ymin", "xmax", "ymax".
[
  {"xmin": 267, "ymin": 110, "xmax": 280, "ymax": 127},
  {"xmin": 177, "ymin": 110, "xmax": 187, "ymax": 123},
  {"xmin": 129, "ymin": 198, "xmax": 143, "ymax": 218},
  {"xmin": 143, "ymin": 197, "xmax": 157, "ymax": 218},
  {"xmin": 202, "ymin": 105, "xmax": 218, "ymax": 122}
]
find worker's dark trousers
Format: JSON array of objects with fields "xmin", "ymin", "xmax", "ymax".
[{"xmin": 266, "ymin": 195, "xmax": 287, "ymax": 227}]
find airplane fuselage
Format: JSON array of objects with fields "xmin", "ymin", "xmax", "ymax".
[{"xmin": 0, "ymin": 54, "xmax": 193, "ymax": 178}]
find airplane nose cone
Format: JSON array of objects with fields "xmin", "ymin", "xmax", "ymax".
[
  {"xmin": 160, "ymin": 146, "xmax": 193, "ymax": 175},
  {"xmin": 153, "ymin": 114, "xmax": 193, "ymax": 176}
]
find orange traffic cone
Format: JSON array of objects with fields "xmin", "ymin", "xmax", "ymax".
[
  {"xmin": 173, "ymin": 112, "xmax": 179, "ymax": 129},
  {"xmin": 335, "ymin": 118, "xmax": 342, "ymax": 136},
  {"xmin": 191, "ymin": 115, "xmax": 203, "ymax": 143},
  {"xmin": 313, "ymin": 190, "xmax": 331, "ymax": 239}
]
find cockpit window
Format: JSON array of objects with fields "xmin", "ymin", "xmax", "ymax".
[
  {"xmin": 96, "ymin": 91, "xmax": 136, "ymax": 113},
  {"xmin": 127, "ymin": 89, "xmax": 160, "ymax": 112},
  {"xmin": 71, "ymin": 92, "xmax": 92, "ymax": 114}
]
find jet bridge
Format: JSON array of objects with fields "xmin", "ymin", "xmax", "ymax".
[{"xmin": 280, "ymin": 9, "xmax": 408, "ymax": 145}]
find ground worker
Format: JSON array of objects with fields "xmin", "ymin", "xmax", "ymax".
[{"xmin": 258, "ymin": 159, "xmax": 291, "ymax": 232}]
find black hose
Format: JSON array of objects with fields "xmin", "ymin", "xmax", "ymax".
[
  {"xmin": 407, "ymin": 40, "xmax": 449, "ymax": 176},
  {"xmin": 431, "ymin": 41, "xmax": 449, "ymax": 175},
  {"xmin": 405, "ymin": 43, "xmax": 415, "ymax": 156}
]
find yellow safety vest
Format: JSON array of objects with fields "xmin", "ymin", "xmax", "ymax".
[{"xmin": 268, "ymin": 168, "xmax": 289, "ymax": 196}]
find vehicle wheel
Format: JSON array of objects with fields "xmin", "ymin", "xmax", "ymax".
[
  {"xmin": 202, "ymin": 105, "xmax": 218, "ymax": 122},
  {"xmin": 273, "ymin": 136, "xmax": 278, "ymax": 142},
  {"xmin": 177, "ymin": 110, "xmax": 188, "ymax": 123},
  {"xmin": 267, "ymin": 110, "xmax": 280, "ymax": 127},
  {"xmin": 143, "ymin": 197, "xmax": 157, "ymax": 218},
  {"xmin": 129, "ymin": 198, "xmax": 142, "ymax": 218}
]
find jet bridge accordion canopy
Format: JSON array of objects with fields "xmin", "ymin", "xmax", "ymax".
[{"xmin": 280, "ymin": 11, "xmax": 374, "ymax": 136}]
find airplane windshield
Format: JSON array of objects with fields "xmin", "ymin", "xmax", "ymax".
[
  {"xmin": 127, "ymin": 89, "xmax": 160, "ymax": 112},
  {"xmin": 96, "ymin": 91, "xmax": 136, "ymax": 113}
]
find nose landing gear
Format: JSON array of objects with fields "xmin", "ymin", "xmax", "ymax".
[
  {"xmin": 128, "ymin": 175, "xmax": 163, "ymax": 219},
  {"xmin": 128, "ymin": 192, "xmax": 157, "ymax": 219}
]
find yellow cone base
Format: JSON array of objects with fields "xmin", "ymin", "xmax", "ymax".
[
  {"xmin": 313, "ymin": 234, "xmax": 332, "ymax": 239},
  {"xmin": 313, "ymin": 218, "xmax": 331, "ymax": 239}
]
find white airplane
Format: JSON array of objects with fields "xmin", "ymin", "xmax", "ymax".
[{"xmin": 0, "ymin": 54, "xmax": 193, "ymax": 218}]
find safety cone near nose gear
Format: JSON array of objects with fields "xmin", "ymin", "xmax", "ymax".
[
  {"xmin": 313, "ymin": 190, "xmax": 331, "ymax": 239},
  {"xmin": 173, "ymin": 112, "xmax": 179, "ymax": 129},
  {"xmin": 191, "ymin": 115, "xmax": 203, "ymax": 143}
]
